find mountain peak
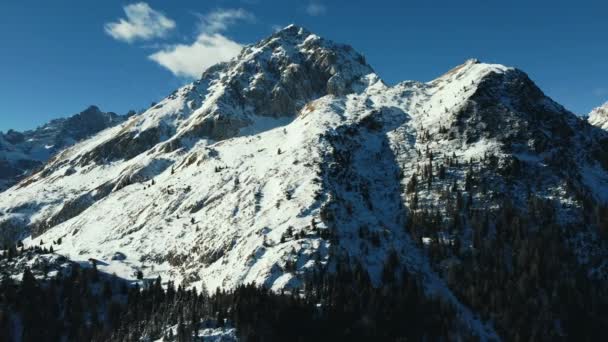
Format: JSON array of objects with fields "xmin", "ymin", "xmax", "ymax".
[
  {"xmin": 433, "ymin": 58, "xmax": 512, "ymax": 87},
  {"xmin": 81, "ymin": 105, "xmax": 102, "ymax": 114},
  {"xmin": 274, "ymin": 23, "xmax": 310, "ymax": 36},
  {"xmin": 589, "ymin": 102, "xmax": 608, "ymax": 130},
  {"xmin": 464, "ymin": 57, "xmax": 481, "ymax": 65}
]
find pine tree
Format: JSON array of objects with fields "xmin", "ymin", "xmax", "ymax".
[{"xmin": 406, "ymin": 174, "xmax": 418, "ymax": 193}]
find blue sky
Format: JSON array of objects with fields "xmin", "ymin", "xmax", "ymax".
[{"xmin": 1, "ymin": 0, "xmax": 606, "ymax": 132}]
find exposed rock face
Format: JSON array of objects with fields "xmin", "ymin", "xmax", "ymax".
[
  {"xmin": 589, "ymin": 102, "xmax": 608, "ymax": 130},
  {"xmin": 74, "ymin": 25, "xmax": 373, "ymax": 165},
  {"xmin": 0, "ymin": 106, "xmax": 127, "ymax": 191},
  {"xmin": 234, "ymin": 25, "xmax": 373, "ymax": 114}
]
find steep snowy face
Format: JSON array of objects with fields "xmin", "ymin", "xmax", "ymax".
[
  {"xmin": 185, "ymin": 24, "xmax": 374, "ymax": 123},
  {"xmin": 0, "ymin": 106, "xmax": 125, "ymax": 192},
  {"xmin": 391, "ymin": 60, "xmax": 608, "ymax": 279},
  {"xmin": 408, "ymin": 59, "xmax": 608, "ymax": 202},
  {"xmin": 462, "ymin": 63, "xmax": 608, "ymax": 203},
  {"xmin": 72, "ymin": 24, "xmax": 374, "ymax": 166},
  {"xmin": 0, "ymin": 25, "xmax": 375, "ymax": 241},
  {"xmin": 589, "ymin": 102, "xmax": 608, "ymax": 130}
]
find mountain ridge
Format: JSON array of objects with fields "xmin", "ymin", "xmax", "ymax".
[
  {"xmin": 0, "ymin": 105, "xmax": 129, "ymax": 192},
  {"xmin": 589, "ymin": 102, "xmax": 608, "ymax": 130}
]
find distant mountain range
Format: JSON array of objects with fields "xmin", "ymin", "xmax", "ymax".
[{"xmin": 0, "ymin": 105, "xmax": 130, "ymax": 191}]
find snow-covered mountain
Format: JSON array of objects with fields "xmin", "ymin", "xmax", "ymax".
[
  {"xmin": 0, "ymin": 105, "xmax": 128, "ymax": 191},
  {"xmin": 589, "ymin": 102, "xmax": 608, "ymax": 130},
  {"xmin": 1, "ymin": 25, "xmax": 608, "ymax": 339}
]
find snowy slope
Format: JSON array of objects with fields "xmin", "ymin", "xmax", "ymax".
[
  {"xmin": 589, "ymin": 102, "xmax": 608, "ymax": 130},
  {"xmin": 65, "ymin": 24, "xmax": 373, "ymax": 168},
  {"xmin": 0, "ymin": 25, "xmax": 377, "ymax": 286},
  {"xmin": 0, "ymin": 77, "xmax": 496, "ymax": 338},
  {"xmin": 2, "ymin": 25, "xmax": 608, "ymax": 340}
]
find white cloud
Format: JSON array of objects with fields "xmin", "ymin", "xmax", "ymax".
[
  {"xmin": 148, "ymin": 9, "xmax": 253, "ymax": 78},
  {"xmin": 105, "ymin": 2, "xmax": 176, "ymax": 43},
  {"xmin": 197, "ymin": 8, "xmax": 255, "ymax": 34},
  {"xmin": 149, "ymin": 34, "xmax": 243, "ymax": 78},
  {"xmin": 306, "ymin": 3, "xmax": 327, "ymax": 16}
]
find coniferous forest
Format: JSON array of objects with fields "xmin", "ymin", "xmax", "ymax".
[
  {"xmin": 2, "ymin": 213, "xmax": 608, "ymax": 342},
  {"xmin": 1, "ymin": 246, "xmax": 458, "ymax": 341},
  {"xmin": 2, "ymin": 149, "xmax": 608, "ymax": 341}
]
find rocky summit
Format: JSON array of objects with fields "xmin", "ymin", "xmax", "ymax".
[
  {"xmin": 589, "ymin": 102, "xmax": 608, "ymax": 130},
  {"xmin": 1, "ymin": 25, "xmax": 607, "ymax": 340}
]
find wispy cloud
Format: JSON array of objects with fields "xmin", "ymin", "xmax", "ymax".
[
  {"xmin": 593, "ymin": 87, "xmax": 608, "ymax": 97},
  {"xmin": 196, "ymin": 8, "xmax": 255, "ymax": 34},
  {"xmin": 104, "ymin": 2, "xmax": 176, "ymax": 43},
  {"xmin": 148, "ymin": 8, "xmax": 254, "ymax": 78},
  {"xmin": 306, "ymin": 3, "xmax": 327, "ymax": 16}
]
